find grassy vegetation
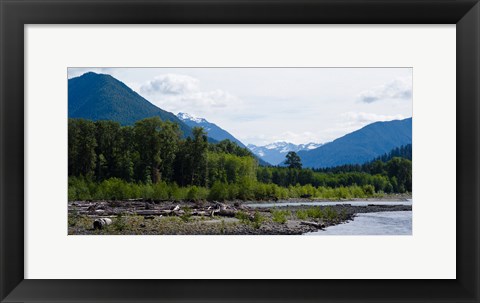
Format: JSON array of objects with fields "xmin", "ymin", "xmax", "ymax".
[
  {"xmin": 112, "ymin": 214, "xmax": 127, "ymax": 231},
  {"xmin": 69, "ymin": 176, "xmax": 387, "ymax": 202},
  {"xmin": 180, "ymin": 207, "xmax": 192, "ymax": 222},
  {"xmin": 294, "ymin": 206, "xmax": 351, "ymax": 223},
  {"xmin": 234, "ymin": 211, "xmax": 265, "ymax": 229},
  {"xmin": 252, "ymin": 211, "xmax": 265, "ymax": 229},
  {"xmin": 68, "ymin": 213, "xmax": 270, "ymax": 235},
  {"xmin": 68, "ymin": 204, "xmax": 357, "ymax": 235}
]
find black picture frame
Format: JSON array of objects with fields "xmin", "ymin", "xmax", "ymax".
[{"xmin": 1, "ymin": 0, "xmax": 479, "ymax": 302}]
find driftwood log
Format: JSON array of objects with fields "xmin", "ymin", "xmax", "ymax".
[
  {"xmin": 213, "ymin": 209, "xmax": 237, "ymax": 217},
  {"xmin": 93, "ymin": 218, "xmax": 112, "ymax": 229},
  {"xmin": 300, "ymin": 221, "xmax": 325, "ymax": 229},
  {"xmin": 70, "ymin": 200, "xmax": 253, "ymax": 220}
]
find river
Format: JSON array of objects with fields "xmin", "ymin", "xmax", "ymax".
[
  {"xmin": 306, "ymin": 211, "xmax": 412, "ymax": 235},
  {"xmin": 246, "ymin": 200, "xmax": 412, "ymax": 235}
]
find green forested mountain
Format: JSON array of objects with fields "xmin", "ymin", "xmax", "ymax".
[{"xmin": 68, "ymin": 72, "xmax": 192, "ymax": 137}]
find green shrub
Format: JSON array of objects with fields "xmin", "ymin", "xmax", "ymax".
[
  {"xmin": 208, "ymin": 181, "xmax": 229, "ymax": 201},
  {"xmin": 168, "ymin": 183, "xmax": 184, "ymax": 201},
  {"xmin": 68, "ymin": 176, "xmax": 93, "ymax": 201},
  {"xmin": 227, "ymin": 183, "xmax": 239, "ymax": 200},
  {"xmin": 137, "ymin": 183, "xmax": 153, "ymax": 200},
  {"xmin": 235, "ymin": 211, "xmax": 252, "ymax": 225},
  {"xmin": 186, "ymin": 186, "xmax": 208, "ymax": 201},
  {"xmin": 271, "ymin": 209, "xmax": 289, "ymax": 224},
  {"xmin": 96, "ymin": 178, "xmax": 132, "ymax": 200},
  {"xmin": 296, "ymin": 209, "xmax": 308, "ymax": 220},
  {"xmin": 235, "ymin": 211, "xmax": 264, "ymax": 228},
  {"xmin": 112, "ymin": 214, "xmax": 127, "ymax": 231},
  {"xmin": 152, "ymin": 182, "xmax": 169, "ymax": 200},
  {"xmin": 254, "ymin": 183, "xmax": 268, "ymax": 200},
  {"xmin": 252, "ymin": 211, "xmax": 265, "ymax": 229},
  {"xmin": 237, "ymin": 177, "xmax": 255, "ymax": 200},
  {"xmin": 180, "ymin": 207, "xmax": 192, "ymax": 222},
  {"xmin": 324, "ymin": 206, "xmax": 338, "ymax": 222},
  {"xmin": 363, "ymin": 184, "xmax": 375, "ymax": 196},
  {"xmin": 186, "ymin": 186, "xmax": 199, "ymax": 201},
  {"xmin": 306, "ymin": 207, "xmax": 324, "ymax": 219}
]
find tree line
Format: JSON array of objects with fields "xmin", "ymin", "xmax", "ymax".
[
  {"xmin": 257, "ymin": 156, "xmax": 411, "ymax": 194},
  {"xmin": 316, "ymin": 144, "xmax": 412, "ymax": 174},
  {"xmin": 69, "ymin": 117, "xmax": 257, "ymax": 187},
  {"xmin": 69, "ymin": 117, "xmax": 411, "ymax": 201}
]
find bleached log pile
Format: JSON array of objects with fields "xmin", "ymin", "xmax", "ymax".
[{"xmin": 68, "ymin": 201, "xmax": 252, "ymax": 219}]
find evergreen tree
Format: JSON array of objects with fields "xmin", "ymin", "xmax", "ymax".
[
  {"xmin": 94, "ymin": 120, "xmax": 123, "ymax": 180},
  {"xmin": 185, "ymin": 127, "xmax": 208, "ymax": 186},
  {"xmin": 133, "ymin": 117, "xmax": 163, "ymax": 183},
  {"xmin": 158, "ymin": 121, "xmax": 181, "ymax": 181},
  {"xmin": 68, "ymin": 119, "xmax": 97, "ymax": 178},
  {"xmin": 285, "ymin": 151, "xmax": 302, "ymax": 169}
]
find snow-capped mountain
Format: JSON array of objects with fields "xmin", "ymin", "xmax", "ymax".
[
  {"xmin": 177, "ymin": 112, "xmax": 246, "ymax": 148},
  {"xmin": 177, "ymin": 112, "xmax": 208, "ymax": 124},
  {"xmin": 247, "ymin": 142, "xmax": 323, "ymax": 166}
]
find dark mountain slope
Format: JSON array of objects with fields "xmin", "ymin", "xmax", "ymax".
[
  {"xmin": 177, "ymin": 113, "xmax": 246, "ymax": 148},
  {"xmin": 68, "ymin": 72, "xmax": 192, "ymax": 136},
  {"xmin": 298, "ymin": 118, "xmax": 412, "ymax": 168}
]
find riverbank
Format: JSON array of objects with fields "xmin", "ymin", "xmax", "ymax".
[
  {"xmin": 245, "ymin": 193, "xmax": 411, "ymax": 204},
  {"xmin": 68, "ymin": 199, "xmax": 412, "ymax": 235}
]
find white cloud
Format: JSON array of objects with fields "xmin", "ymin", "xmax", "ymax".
[
  {"xmin": 140, "ymin": 74, "xmax": 199, "ymax": 95},
  {"xmin": 187, "ymin": 89, "xmax": 238, "ymax": 108},
  {"xmin": 271, "ymin": 131, "xmax": 321, "ymax": 145},
  {"xmin": 243, "ymin": 131, "xmax": 322, "ymax": 146},
  {"xmin": 357, "ymin": 78, "xmax": 412, "ymax": 103},
  {"xmin": 139, "ymin": 74, "xmax": 242, "ymax": 115},
  {"xmin": 341, "ymin": 111, "xmax": 406, "ymax": 129}
]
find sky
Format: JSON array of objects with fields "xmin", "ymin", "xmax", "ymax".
[{"xmin": 68, "ymin": 67, "xmax": 412, "ymax": 146}]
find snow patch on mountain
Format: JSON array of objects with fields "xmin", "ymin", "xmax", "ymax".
[
  {"xmin": 247, "ymin": 141, "xmax": 323, "ymax": 165},
  {"xmin": 177, "ymin": 112, "xmax": 207, "ymax": 124}
]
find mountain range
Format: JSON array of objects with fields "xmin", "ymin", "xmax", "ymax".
[
  {"xmin": 298, "ymin": 118, "xmax": 412, "ymax": 168},
  {"xmin": 68, "ymin": 72, "xmax": 412, "ymax": 169},
  {"xmin": 247, "ymin": 142, "xmax": 322, "ymax": 166}
]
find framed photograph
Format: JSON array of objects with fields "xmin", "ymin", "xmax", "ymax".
[
  {"xmin": 66, "ymin": 66, "xmax": 413, "ymax": 236},
  {"xmin": 1, "ymin": 0, "xmax": 479, "ymax": 302}
]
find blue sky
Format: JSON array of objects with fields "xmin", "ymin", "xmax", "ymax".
[{"xmin": 68, "ymin": 67, "xmax": 412, "ymax": 146}]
